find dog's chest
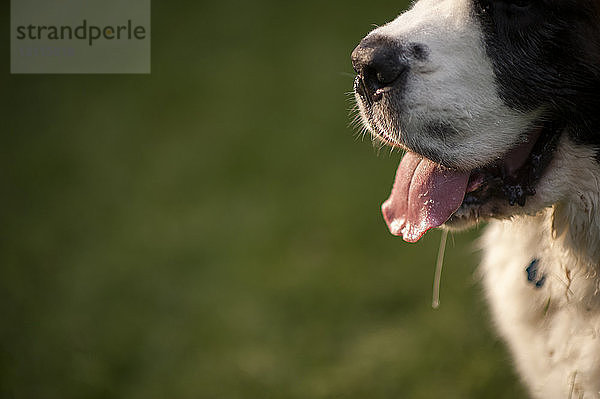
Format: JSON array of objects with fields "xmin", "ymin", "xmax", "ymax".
[{"xmin": 480, "ymin": 211, "xmax": 600, "ymax": 398}]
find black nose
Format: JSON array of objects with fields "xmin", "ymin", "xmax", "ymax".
[{"xmin": 351, "ymin": 35, "xmax": 407, "ymax": 102}]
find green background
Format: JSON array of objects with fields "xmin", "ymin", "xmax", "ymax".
[{"xmin": 1, "ymin": 1, "xmax": 528, "ymax": 398}]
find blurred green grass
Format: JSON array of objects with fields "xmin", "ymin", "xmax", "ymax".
[{"xmin": 0, "ymin": 1, "xmax": 527, "ymax": 398}]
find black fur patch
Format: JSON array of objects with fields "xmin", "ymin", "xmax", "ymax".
[
  {"xmin": 526, "ymin": 258, "xmax": 546, "ymax": 289},
  {"xmin": 472, "ymin": 0, "xmax": 600, "ymax": 155}
]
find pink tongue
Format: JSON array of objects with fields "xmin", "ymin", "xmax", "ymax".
[{"xmin": 381, "ymin": 152, "xmax": 470, "ymax": 243}]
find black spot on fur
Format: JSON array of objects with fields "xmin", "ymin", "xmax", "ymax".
[
  {"xmin": 409, "ymin": 43, "xmax": 429, "ymax": 61},
  {"xmin": 526, "ymin": 258, "xmax": 546, "ymax": 288},
  {"xmin": 423, "ymin": 122, "xmax": 458, "ymax": 140}
]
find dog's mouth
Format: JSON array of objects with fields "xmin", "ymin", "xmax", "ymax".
[{"xmin": 381, "ymin": 120, "xmax": 562, "ymax": 242}]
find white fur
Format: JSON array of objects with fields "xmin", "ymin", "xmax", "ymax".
[
  {"xmin": 481, "ymin": 138, "xmax": 600, "ymax": 398},
  {"xmin": 355, "ymin": 0, "xmax": 600, "ymax": 396},
  {"xmin": 362, "ymin": 0, "xmax": 538, "ymax": 170}
]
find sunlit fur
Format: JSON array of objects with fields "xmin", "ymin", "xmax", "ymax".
[
  {"xmin": 481, "ymin": 138, "xmax": 600, "ymax": 398},
  {"xmin": 353, "ymin": 0, "xmax": 600, "ymax": 397},
  {"xmin": 356, "ymin": 0, "xmax": 539, "ymax": 170}
]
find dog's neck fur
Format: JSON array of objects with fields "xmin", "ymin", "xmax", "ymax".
[
  {"xmin": 520, "ymin": 134, "xmax": 600, "ymax": 265},
  {"xmin": 480, "ymin": 151, "xmax": 600, "ymax": 398},
  {"xmin": 553, "ymin": 194, "xmax": 600, "ymax": 266}
]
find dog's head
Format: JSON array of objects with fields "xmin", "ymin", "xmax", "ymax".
[{"xmin": 352, "ymin": 0, "xmax": 600, "ymax": 242}]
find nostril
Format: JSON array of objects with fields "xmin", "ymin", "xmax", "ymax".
[
  {"xmin": 351, "ymin": 35, "xmax": 408, "ymax": 101},
  {"xmin": 362, "ymin": 58, "xmax": 405, "ymax": 95},
  {"xmin": 375, "ymin": 62, "xmax": 405, "ymax": 86},
  {"xmin": 377, "ymin": 70, "xmax": 395, "ymax": 85}
]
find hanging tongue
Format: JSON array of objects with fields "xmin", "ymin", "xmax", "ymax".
[{"xmin": 381, "ymin": 152, "xmax": 470, "ymax": 243}]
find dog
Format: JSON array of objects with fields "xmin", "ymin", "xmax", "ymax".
[{"xmin": 351, "ymin": 0, "xmax": 600, "ymax": 397}]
